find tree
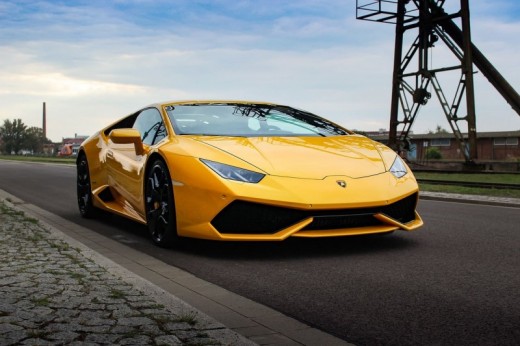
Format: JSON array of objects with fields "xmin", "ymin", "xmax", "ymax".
[
  {"xmin": 428, "ymin": 125, "xmax": 449, "ymax": 134},
  {"xmin": 0, "ymin": 119, "xmax": 27, "ymax": 154},
  {"xmin": 24, "ymin": 127, "xmax": 50, "ymax": 154},
  {"xmin": 425, "ymin": 147, "xmax": 442, "ymax": 159}
]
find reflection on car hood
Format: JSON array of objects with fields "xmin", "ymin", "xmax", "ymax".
[{"xmin": 195, "ymin": 135, "xmax": 386, "ymax": 179}]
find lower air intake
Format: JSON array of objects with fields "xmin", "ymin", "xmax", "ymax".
[{"xmin": 211, "ymin": 193, "xmax": 418, "ymax": 234}]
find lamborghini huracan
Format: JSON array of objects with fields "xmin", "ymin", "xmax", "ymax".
[{"xmin": 77, "ymin": 100, "xmax": 423, "ymax": 247}]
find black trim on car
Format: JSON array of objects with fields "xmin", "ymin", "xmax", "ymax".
[{"xmin": 211, "ymin": 193, "xmax": 418, "ymax": 234}]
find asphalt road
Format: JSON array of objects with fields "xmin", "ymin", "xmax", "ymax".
[{"xmin": 0, "ymin": 160, "xmax": 519, "ymax": 345}]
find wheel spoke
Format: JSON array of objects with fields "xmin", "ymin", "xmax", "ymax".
[
  {"xmin": 146, "ymin": 176, "xmax": 155, "ymax": 204},
  {"xmin": 76, "ymin": 156, "xmax": 96, "ymax": 218},
  {"xmin": 145, "ymin": 161, "xmax": 176, "ymax": 246},
  {"xmin": 147, "ymin": 209, "xmax": 160, "ymax": 238}
]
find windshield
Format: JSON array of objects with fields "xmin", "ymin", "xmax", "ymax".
[{"xmin": 165, "ymin": 103, "xmax": 349, "ymax": 137}]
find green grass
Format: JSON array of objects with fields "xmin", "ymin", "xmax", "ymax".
[
  {"xmin": 109, "ymin": 289, "xmax": 126, "ymax": 299},
  {"xmin": 175, "ymin": 312, "xmax": 198, "ymax": 326},
  {"xmin": 414, "ymin": 172, "xmax": 520, "ymax": 185},
  {"xmin": 32, "ymin": 297, "xmax": 50, "ymax": 307},
  {"xmin": 69, "ymin": 272, "xmax": 86, "ymax": 280},
  {"xmin": 414, "ymin": 171, "xmax": 520, "ymax": 198},
  {"xmin": 27, "ymin": 233, "xmax": 45, "ymax": 242},
  {"xmin": 27, "ymin": 329, "xmax": 48, "ymax": 339},
  {"xmin": 0, "ymin": 155, "xmax": 75, "ymax": 165},
  {"xmin": 50, "ymin": 242, "xmax": 71, "ymax": 252},
  {"xmin": 0, "ymin": 202, "xmax": 41, "ymax": 224},
  {"xmin": 419, "ymin": 183, "xmax": 520, "ymax": 199}
]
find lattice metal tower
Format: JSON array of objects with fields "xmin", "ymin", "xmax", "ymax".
[{"xmin": 356, "ymin": 0, "xmax": 520, "ymax": 163}]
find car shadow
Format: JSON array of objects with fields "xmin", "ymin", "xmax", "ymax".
[
  {"xmin": 74, "ymin": 212, "xmax": 420, "ymax": 260},
  {"xmin": 174, "ymin": 232, "xmax": 419, "ymax": 260}
]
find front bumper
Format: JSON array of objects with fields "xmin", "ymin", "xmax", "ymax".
[
  {"xmin": 209, "ymin": 192, "xmax": 422, "ymax": 240},
  {"xmin": 173, "ymin": 170, "xmax": 423, "ymax": 240}
]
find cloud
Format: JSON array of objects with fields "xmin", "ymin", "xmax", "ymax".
[
  {"xmin": 0, "ymin": 72, "xmax": 145, "ymax": 97},
  {"xmin": 0, "ymin": 0, "xmax": 519, "ymax": 142}
]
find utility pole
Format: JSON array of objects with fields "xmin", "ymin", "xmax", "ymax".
[{"xmin": 43, "ymin": 102, "xmax": 47, "ymax": 139}]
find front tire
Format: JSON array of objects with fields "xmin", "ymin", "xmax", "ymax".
[
  {"xmin": 145, "ymin": 159, "xmax": 178, "ymax": 247},
  {"xmin": 77, "ymin": 154, "xmax": 97, "ymax": 218}
]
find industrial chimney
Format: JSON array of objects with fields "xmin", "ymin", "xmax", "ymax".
[{"xmin": 43, "ymin": 102, "xmax": 46, "ymax": 139}]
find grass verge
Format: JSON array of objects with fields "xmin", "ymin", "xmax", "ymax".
[
  {"xmin": 0, "ymin": 155, "xmax": 75, "ymax": 165},
  {"xmin": 414, "ymin": 172, "xmax": 520, "ymax": 185},
  {"xmin": 419, "ymin": 183, "xmax": 520, "ymax": 199},
  {"xmin": 415, "ymin": 171, "xmax": 520, "ymax": 198}
]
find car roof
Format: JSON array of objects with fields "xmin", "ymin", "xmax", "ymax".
[{"xmin": 148, "ymin": 100, "xmax": 281, "ymax": 108}]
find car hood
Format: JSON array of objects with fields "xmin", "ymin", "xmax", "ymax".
[{"xmin": 194, "ymin": 136, "xmax": 387, "ymax": 179}]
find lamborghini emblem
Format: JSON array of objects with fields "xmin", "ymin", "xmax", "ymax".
[{"xmin": 336, "ymin": 180, "xmax": 347, "ymax": 188}]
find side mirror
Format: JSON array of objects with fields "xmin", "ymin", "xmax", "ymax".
[{"xmin": 109, "ymin": 128, "xmax": 144, "ymax": 155}]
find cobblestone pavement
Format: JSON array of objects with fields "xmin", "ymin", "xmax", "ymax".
[{"xmin": 0, "ymin": 200, "xmax": 253, "ymax": 346}]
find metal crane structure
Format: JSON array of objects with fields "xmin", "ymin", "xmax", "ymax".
[{"xmin": 356, "ymin": 0, "xmax": 520, "ymax": 163}]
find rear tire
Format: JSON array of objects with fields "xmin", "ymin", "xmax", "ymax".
[
  {"xmin": 145, "ymin": 159, "xmax": 178, "ymax": 248},
  {"xmin": 77, "ymin": 154, "xmax": 97, "ymax": 218}
]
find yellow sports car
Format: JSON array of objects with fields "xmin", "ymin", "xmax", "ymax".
[{"xmin": 77, "ymin": 100, "xmax": 423, "ymax": 247}]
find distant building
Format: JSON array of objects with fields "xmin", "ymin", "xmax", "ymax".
[
  {"xmin": 58, "ymin": 134, "xmax": 88, "ymax": 157},
  {"xmin": 43, "ymin": 143, "xmax": 56, "ymax": 156},
  {"xmin": 366, "ymin": 130, "xmax": 520, "ymax": 161}
]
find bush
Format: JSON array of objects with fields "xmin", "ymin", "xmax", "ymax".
[{"xmin": 425, "ymin": 147, "xmax": 442, "ymax": 160}]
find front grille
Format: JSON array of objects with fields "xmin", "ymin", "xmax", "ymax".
[
  {"xmin": 380, "ymin": 193, "xmax": 417, "ymax": 223},
  {"xmin": 211, "ymin": 193, "xmax": 418, "ymax": 234},
  {"xmin": 304, "ymin": 213, "xmax": 381, "ymax": 231},
  {"xmin": 211, "ymin": 201, "xmax": 307, "ymax": 234}
]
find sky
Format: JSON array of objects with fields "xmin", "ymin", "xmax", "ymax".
[{"xmin": 0, "ymin": 0, "xmax": 519, "ymax": 142}]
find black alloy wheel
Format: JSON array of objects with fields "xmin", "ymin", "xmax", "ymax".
[
  {"xmin": 77, "ymin": 154, "xmax": 96, "ymax": 218},
  {"xmin": 145, "ymin": 159, "xmax": 177, "ymax": 247}
]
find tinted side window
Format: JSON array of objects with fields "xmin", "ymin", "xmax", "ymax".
[{"xmin": 132, "ymin": 108, "xmax": 167, "ymax": 146}]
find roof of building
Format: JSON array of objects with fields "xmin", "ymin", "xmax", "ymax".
[
  {"xmin": 366, "ymin": 130, "xmax": 520, "ymax": 141},
  {"xmin": 62, "ymin": 137, "xmax": 88, "ymax": 145}
]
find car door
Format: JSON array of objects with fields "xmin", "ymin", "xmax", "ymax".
[{"xmin": 106, "ymin": 108, "xmax": 167, "ymax": 217}]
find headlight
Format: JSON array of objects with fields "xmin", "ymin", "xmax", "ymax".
[
  {"xmin": 201, "ymin": 159, "xmax": 265, "ymax": 183},
  {"xmin": 389, "ymin": 155, "xmax": 407, "ymax": 178}
]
